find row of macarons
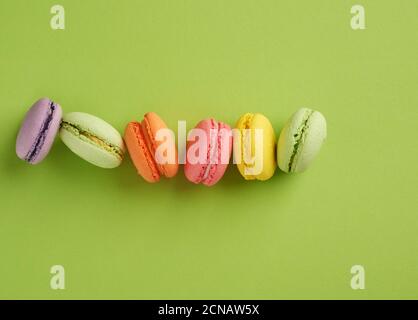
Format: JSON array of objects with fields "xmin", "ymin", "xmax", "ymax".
[{"xmin": 16, "ymin": 98, "xmax": 327, "ymax": 186}]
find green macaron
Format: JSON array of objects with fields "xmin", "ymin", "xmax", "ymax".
[
  {"xmin": 59, "ymin": 112, "xmax": 125, "ymax": 168},
  {"xmin": 277, "ymin": 108, "xmax": 327, "ymax": 173}
]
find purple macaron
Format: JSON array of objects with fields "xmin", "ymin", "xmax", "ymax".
[{"xmin": 16, "ymin": 98, "xmax": 62, "ymax": 164}]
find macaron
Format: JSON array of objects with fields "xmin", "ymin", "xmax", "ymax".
[
  {"xmin": 16, "ymin": 98, "xmax": 63, "ymax": 164},
  {"xmin": 59, "ymin": 112, "xmax": 125, "ymax": 168},
  {"xmin": 184, "ymin": 118, "xmax": 232, "ymax": 186},
  {"xmin": 124, "ymin": 112, "xmax": 178, "ymax": 183},
  {"xmin": 277, "ymin": 108, "xmax": 327, "ymax": 173},
  {"xmin": 234, "ymin": 113, "xmax": 276, "ymax": 180}
]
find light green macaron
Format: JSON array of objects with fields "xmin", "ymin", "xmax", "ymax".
[
  {"xmin": 60, "ymin": 112, "xmax": 125, "ymax": 168},
  {"xmin": 277, "ymin": 108, "xmax": 327, "ymax": 173}
]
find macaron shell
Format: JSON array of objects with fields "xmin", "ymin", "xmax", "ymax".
[
  {"xmin": 60, "ymin": 128, "xmax": 122, "ymax": 168},
  {"xmin": 142, "ymin": 112, "xmax": 178, "ymax": 178},
  {"xmin": 235, "ymin": 113, "xmax": 276, "ymax": 181},
  {"xmin": 124, "ymin": 122, "xmax": 160, "ymax": 183},
  {"xmin": 16, "ymin": 98, "xmax": 62, "ymax": 164}
]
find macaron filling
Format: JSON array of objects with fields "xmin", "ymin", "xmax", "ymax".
[
  {"xmin": 131, "ymin": 122, "xmax": 160, "ymax": 180},
  {"xmin": 240, "ymin": 113, "xmax": 255, "ymax": 173},
  {"xmin": 141, "ymin": 117, "xmax": 167, "ymax": 177},
  {"xmin": 60, "ymin": 121, "xmax": 123, "ymax": 160},
  {"xmin": 288, "ymin": 109, "xmax": 315, "ymax": 172},
  {"xmin": 203, "ymin": 127, "xmax": 225, "ymax": 185},
  {"xmin": 200, "ymin": 119, "xmax": 219, "ymax": 183},
  {"xmin": 24, "ymin": 101, "xmax": 57, "ymax": 163},
  {"xmin": 133, "ymin": 123, "xmax": 160, "ymax": 180}
]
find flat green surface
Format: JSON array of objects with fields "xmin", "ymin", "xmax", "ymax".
[{"xmin": 0, "ymin": 0, "xmax": 417, "ymax": 299}]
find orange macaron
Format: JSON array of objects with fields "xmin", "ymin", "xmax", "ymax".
[{"xmin": 124, "ymin": 112, "xmax": 178, "ymax": 182}]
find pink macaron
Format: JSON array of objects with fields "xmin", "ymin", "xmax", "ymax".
[{"xmin": 184, "ymin": 118, "xmax": 232, "ymax": 186}]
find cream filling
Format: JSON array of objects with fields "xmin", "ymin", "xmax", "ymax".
[
  {"xmin": 241, "ymin": 113, "xmax": 254, "ymax": 171},
  {"xmin": 288, "ymin": 110, "xmax": 314, "ymax": 172},
  {"xmin": 61, "ymin": 122, "xmax": 123, "ymax": 159},
  {"xmin": 202, "ymin": 121, "xmax": 219, "ymax": 181}
]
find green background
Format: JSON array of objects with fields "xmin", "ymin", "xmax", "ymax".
[{"xmin": 0, "ymin": 0, "xmax": 417, "ymax": 299}]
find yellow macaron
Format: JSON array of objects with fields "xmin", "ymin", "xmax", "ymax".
[{"xmin": 234, "ymin": 113, "xmax": 276, "ymax": 180}]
